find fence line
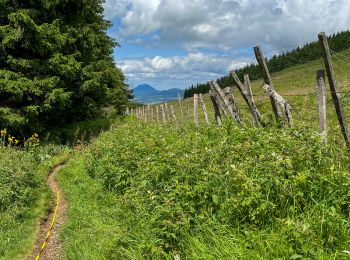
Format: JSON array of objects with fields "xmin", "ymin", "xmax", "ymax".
[{"xmin": 127, "ymin": 32, "xmax": 350, "ymax": 148}]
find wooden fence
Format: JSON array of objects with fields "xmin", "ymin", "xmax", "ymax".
[{"xmin": 127, "ymin": 32, "xmax": 350, "ymax": 149}]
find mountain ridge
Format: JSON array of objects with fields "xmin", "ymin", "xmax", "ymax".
[{"xmin": 133, "ymin": 84, "xmax": 184, "ymax": 104}]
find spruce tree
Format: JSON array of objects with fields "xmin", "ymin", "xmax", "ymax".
[{"xmin": 0, "ymin": 0, "xmax": 129, "ymax": 135}]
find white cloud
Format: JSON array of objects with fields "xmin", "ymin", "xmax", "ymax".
[
  {"xmin": 104, "ymin": 0, "xmax": 350, "ymax": 50},
  {"xmin": 104, "ymin": 0, "xmax": 350, "ymax": 89},
  {"xmin": 117, "ymin": 52, "xmax": 249, "ymax": 89}
]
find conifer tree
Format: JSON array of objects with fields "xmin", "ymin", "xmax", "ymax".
[{"xmin": 0, "ymin": 0, "xmax": 129, "ymax": 134}]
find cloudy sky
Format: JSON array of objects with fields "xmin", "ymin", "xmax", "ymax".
[{"xmin": 103, "ymin": 0, "xmax": 350, "ymax": 90}]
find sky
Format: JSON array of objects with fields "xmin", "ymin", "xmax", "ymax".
[{"xmin": 103, "ymin": 0, "xmax": 350, "ymax": 90}]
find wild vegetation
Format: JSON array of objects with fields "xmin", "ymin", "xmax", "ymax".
[{"xmin": 57, "ymin": 119, "xmax": 350, "ymax": 259}]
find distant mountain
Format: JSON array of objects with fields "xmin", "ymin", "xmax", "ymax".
[{"xmin": 133, "ymin": 84, "xmax": 184, "ymax": 104}]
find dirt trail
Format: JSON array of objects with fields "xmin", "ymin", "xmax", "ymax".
[{"xmin": 27, "ymin": 164, "xmax": 67, "ymax": 260}]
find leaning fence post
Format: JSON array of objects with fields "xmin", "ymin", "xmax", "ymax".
[
  {"xmin": 199, "ymin": 93, "xmax": 210, "ymax": 124},
  {"xmin": 209, "ymin": 90, "xmax": 222, "ymax": 125},
  {"xmin": 209, "ymin": 82, "xmax": 228, "ymax": 117},
  {"xmin": 263, "ymin": 84, "xmax": 293, "ymax": 127},
  {"xmin": 211, "ymin": 80, "xmax": 236, "ymax": 119},
  {"xmin": 194, "ymin": 94, "xmax": 199, "ymax": 125},
  {"xmin": 254, "ymin": 46, "xmax": 284, "ymax": 127},
  {"xmin": 244, "ymin": 74, "xmax": 262, "ymax": 126},
  {"xmin": 316, "ymin": 69, "xmax": 327, "ymax": 144},
  {"xmin": 231, "ymin": 71, "xmax": 259, "ymax": 124},
  {"xmin": 223, "ymin": 87, "xmax": 242, "ymax": 124},
  {"xmin": 318, "ymin": 32, "xmax": 350, "ymax": 148}
]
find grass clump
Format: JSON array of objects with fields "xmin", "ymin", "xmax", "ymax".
[{"xmin": 58, "ymin": 119, "xmax": 350, "ymax": 259}]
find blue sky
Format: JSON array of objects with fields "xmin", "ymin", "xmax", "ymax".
[{"xmin": 103, "ymin": 0, "xmax": 350, "ymax": 90}]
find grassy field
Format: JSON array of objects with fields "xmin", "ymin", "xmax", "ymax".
[{"xmin": 57, "ymin": 118, "xmax": 350, "ymax": 259}]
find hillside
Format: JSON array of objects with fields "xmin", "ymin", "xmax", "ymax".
[
  {"xmin": 184, "ymin": 30, "xmax": 350, "ymax": 98},
  {"xmin": 133, "ymin": 84, "xmax": 184, "ymax": 104}
]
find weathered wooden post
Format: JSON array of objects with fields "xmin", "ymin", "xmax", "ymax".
[
  {"xmin": 164, "ymin": 103, "xmax": 169, "ymax": 121},
  {"xmin": 186, "ymin": 98, "xmax": 190, "ymax": 121},
  {"xmin": 209, "ymin": 82, "xmax": 227, "ymax": 117},
  {"xmin": 178, "ymin": 93, "xmax": 184, "ymax": 122},
  {"xmin": 254, "ymin": 46, "xmax": 284, "ymax": 126},
  {"xmin": 209, "ymin": 90, "xmax": 222, "ymax": 125},
  {"xmin": 156, "ymin": 105, "xmax": 160, "ymax": 123},
  {"xmin": 193, "ymin": 94, "xmax": 199, "ymax": 125},
  {"xmin": 316, "ymin": 69, "xmax": 327, "ymax": 144},
  {"xmin": 318, "ymin": 32, "xmax": 350, "ymax": 148},
  {"xmin": 231, "ymin": 70, "xmax": 262, "ymax": 126},
  {"xmin": 210, "ymin": 80, "xmax": 235, "ymax": 119},
  {"xmin": 147, "ymin": 105, "xmax": 151, "ymax": 122},
  {"xmin": 223, "ymin": 87, "xmax": 242, "ymax": 124},
  {"xmin": 160, "ymin": 104, "xmax": 166, "ymax": 123},
  {"xmin": 170, "ymin": 105, "xmax": 178, "ymax": 125},
  {"xmin": 244, "ymin": 74, "xmax": 263, "ymax": 126},
  {"xmin": 263, "ymin": 84, "xmax": 293, "ymax": 127},
  {"xmin": 150, "ymin": 106, "xmax": 154, "ymax": 122},
  {"xmin": 199, "ymin": 93, "xmax": 209, "ymax": 124}
]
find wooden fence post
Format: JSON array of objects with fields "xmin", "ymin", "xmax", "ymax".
[
  {"xmin": 170, "ymin": 105, "xmax": 178, "ymax": 125},
  {"xmin": 194, "ymin": 94, "xmax": 199, "ymax": 125},
  {"xmin": 254, "ymin": 46, "xmax": 284, "ymax": 126},
  {"xmin": 244, "ymin": 75, "xmax": 263, "ymax": 124},
  {"xmin": 178, "ymin": 93, "xmax": 184, "ymax": 122},
  {"xmin": 316, "ymin": 69, "xmax": 327, "ymax": 144},
  {"xmin": 211, "ymin": 80, "xmax": 236, "ymax": 119},
  {"xmin": 209, "ymin": 90, "xmax": 222, "ymax": 125},
  {"xmin": 161, "ymin": 104, "xmax": 166, "ymax": 123},
  {"xmin": 151, "ymin": 106, "xmax": 154, "ymax": 122},
  {"xmin": 209, "ymin": 82, "xmax": 228, "ymax": 117},
  {"xmin": 199, "ymin": 93, "xmax": 210, "ymax": 124},
  {"xmin": 223, "ymin": 87, "xmax": 242, "ymax": 124},
  {"xmin": 186, "ymin": 98, "xmax": 190, "ymax": 121},
  {"xmin": 263, "ymin": 84, "xmax": 293, "ymax": 127},
  {"xmin": 165, "ymin": 103, "xmax": 171, "ymax": 122},
  {"xmin": 318, "ymin": 32, "xmax": 350, "ymax": 148},
  {"xmin": 156, "ymin": 105, "xmax": 160, "ymax": 123}
]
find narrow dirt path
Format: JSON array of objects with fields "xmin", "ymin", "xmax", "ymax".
[{"xmin": 27, "ymin": 164, "xmax": 67, "ymax": 260}]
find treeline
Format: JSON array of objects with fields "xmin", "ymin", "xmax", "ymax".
[
  {"xmin": 0, "ymin": 0, "xmax": 131, "ymax": 136},
  {"xmin": 184, "ymin": 30, "xmax": 350, "ymax": 98}
]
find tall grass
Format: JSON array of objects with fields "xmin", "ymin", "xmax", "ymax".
[{"xmin": 58, "ymin": 119, "xmax": 350, "ymax": 259}]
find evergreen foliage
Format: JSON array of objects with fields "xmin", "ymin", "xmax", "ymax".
[
  {"xmin": 183, "ymin": 31, "xmax": 350, "ymax": 98},
  {"xmin": 0, "ymin": 0, "xmax": 130, "ymax": 135}
]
